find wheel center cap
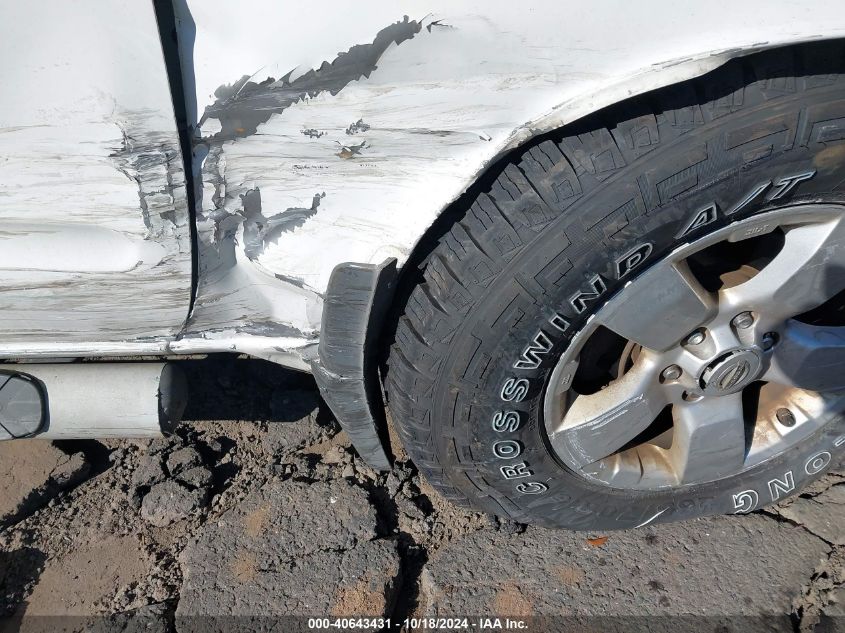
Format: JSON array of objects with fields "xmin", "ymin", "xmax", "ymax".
[{"xmin": 700, "ymin": 348, "xmax": 762, "ymax": 396}]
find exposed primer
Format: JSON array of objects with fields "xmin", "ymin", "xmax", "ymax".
[
  {"xmin": 274, "ymin": 272, "xmax": 312, "ymax": 290},
  {"xmin": 193, "ymin": 14, "xmax": 423, "ymax": 261},
  {"xmin": 378, "ymin": 126, "xmax": 462, "ymax": 137},
  {"xmin": 109, "ymin": 112, "xmax": 190, "ymax": 242},
  {"xmin": 200, "ymin": 16, "xmax": 422, "ymax": 142},
  {"xmin": 426, "ymin": 19, "xmax": 455, "ymax": 32},
  {"xmin": 335, "ymin": 140, "xmax": 368, "ymax": 159},
  {"xmin": 197, "ymin": 144, "xmax": 235, "ymax": 256},
  {"xmin": 241, "ymin": 188, "xmax": 325, "ymax": 259},
  {"xmin": 345, "ymin": 119, "xmax": 370, "ymax": 135},
  {"xmin": 233, "ymin": 320, "xmax": 315, "ymax": 339}
]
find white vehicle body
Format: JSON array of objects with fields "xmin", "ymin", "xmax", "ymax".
[
  {"xmin": 2, "ymin": 1, "xmax": 843, "ymax": 372},
  {"xmin": 2, "ymin": 1, "xmax": 845, "ymax": 470},
  {"xmin": 0, "ymin": 1, "xmax": 192, "ymax": 353}
]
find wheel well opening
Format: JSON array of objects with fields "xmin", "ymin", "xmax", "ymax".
[{"xmin": 377, "ymin": 39, "xmax": 845, "ymax": 388}]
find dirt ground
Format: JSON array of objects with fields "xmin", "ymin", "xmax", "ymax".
[{"xmin": 0, "ymin": 357, "xmax": 843, "ymax": 632}]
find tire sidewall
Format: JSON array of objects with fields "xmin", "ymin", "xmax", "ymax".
[{"xmin": 437, "ymin": 127, "xmax": 845, "ymax": 530}]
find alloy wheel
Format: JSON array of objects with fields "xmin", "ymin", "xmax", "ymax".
[{"xmin": 544, "ymin": 204, "xmax": 845, "ymax": 489}]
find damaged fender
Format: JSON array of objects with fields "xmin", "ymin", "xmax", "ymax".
[
  {"xmin": 178, "ymin": 1, "xmax": 845, "ymax": 460},
  {"xmin": 180, "ymin": 0, "xmax": 845, "ymax": 367}
]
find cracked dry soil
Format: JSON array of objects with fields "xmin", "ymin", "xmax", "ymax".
[{"xmin": 0, "ymin": 357, "xmax": 843, "ymax": 633}]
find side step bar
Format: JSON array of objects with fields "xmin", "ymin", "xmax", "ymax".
[{"xmin": 0, "ymin": 363, "xmax": 187, "ymax": 440}]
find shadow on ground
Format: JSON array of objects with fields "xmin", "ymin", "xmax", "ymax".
[
  {"xmin": 0, "ymin": 547, "xmax": 46, "ymax": 618},
  {"xmin": 179, "ymin": 355, "xmax": 324, "ymax": 423}
]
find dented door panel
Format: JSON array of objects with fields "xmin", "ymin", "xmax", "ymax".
[
  {"xmin": 0, "ymin": 1, "xmax": 191, "ymax": 351},
  {"xmin": 2, "ymin": 1, "xmax": 845, "ymax": 372},
  {"xmin": 181, "ymin": 0, "xmax": 845, "ymax": 368}
]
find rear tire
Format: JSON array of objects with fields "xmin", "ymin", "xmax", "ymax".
[{"xmin": 386, "ymin": 42, "xmax": 845, "ymax": 530}]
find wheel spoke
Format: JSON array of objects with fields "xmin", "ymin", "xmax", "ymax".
[
  {"xmin": 668, "ymin": 393, "xmax": 746, "ymax": 485},
  {"xmin": 723, "ymin": 217, "xmax": 845, "ymax": 326},
  {"xmin": 599, "ymin": 260, "xmax": 717, "ymax": 351},
  {"xmin": 763, "ymin": 321, "xmax": 845, "ymax": 392},
  {"xmin": 549, "ymin": 359, "xmax": 667, "ymax": 469}
]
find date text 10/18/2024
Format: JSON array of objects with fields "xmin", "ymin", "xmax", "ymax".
[{"xmin": 308, "ymin": 617, "xmax": 529, "ymax": 630}]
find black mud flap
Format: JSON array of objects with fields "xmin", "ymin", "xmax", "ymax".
[{"xmin": 310, "ymin": 259, "xmax": 398, "ymax": 471}]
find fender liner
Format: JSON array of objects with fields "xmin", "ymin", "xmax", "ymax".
[{"xmin": 310, "ymin": 259, "xmax": 398, "ymax": 470}]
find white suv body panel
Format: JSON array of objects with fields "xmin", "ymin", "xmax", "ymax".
[
  {"xmin": 0, "ymin": 0, "xmax": 192, "ymax": 354},
  {"xmin": 2, "ymin": 0, "xmax": 844, "ymax": 370}
]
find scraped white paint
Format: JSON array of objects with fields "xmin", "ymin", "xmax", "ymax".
[
  {"xmin": 0, "ymin": 1, "xmax": 192, "ymax": 346},
  {"xmin": 3, "ymin": 0, "xmax": 845, "ymax": 370},
  {"xmin": 184, "ymin": 0, "xmax": 845, "ymax": 368},
  {"xmin": 170, "ymin": 333, "xmax": 316, "ymax": 372}
]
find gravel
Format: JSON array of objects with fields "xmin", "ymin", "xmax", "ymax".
[
  {"xmin": 176, "ymin": 479, "xmax": 401, "ymax": 623},
  {"xmin": 419, "ymin": 513, "xmax": 827, "ymax": 617},
  {"xmin": 0, "ymin": 358, "xmax": 842, "ymax": 632},
  {"xmin": 0, "ymin": 440, "xmax": 89, "ymax": 528},
  {"xmin": 141, "ymin": 480, "xmax": 208, "ymax": 528}
]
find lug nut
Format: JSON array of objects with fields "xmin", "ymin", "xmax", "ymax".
[
  {"xmin": 762, "ymin": 332, "xmax": 778, "ymax": 351},
  {"xmin": 776, "ymin": 408, "xmax": 796, "ymax": 428},
  {"xmin": 685, "ymin": 330, "xmax": 706, "ymax": 346},
  {"xmin": 661, "ymin": 365, "xmax": 682, "ymax": 382},
  {"xmin": 732, "ymin": 312, "xmax": 755, "ymax": 329}
]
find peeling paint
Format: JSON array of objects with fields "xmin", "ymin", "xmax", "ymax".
[
  {"xmin": 0, "ymin": 0, "xmax": 193, "ymax": 349},
  {"xmin": 190, "ymin": 14, "xmax": 423, "ymax": 261},
  {"xmin": 241, "ymin": 188, "xmax": 325, "ymax": 260},
  {"xmin": 345, "ymin": 119, "xmax": 370, "ymax": 135},
  {"xmin": 335, "ymin": 140, "xmax": 368, "ymax": 159},
  {"xmin": 199, "ymin": 16, "xmax": 422, "ymax": 142},
  {"xmin": 426, "ymin": 19, "xmax": 454, "ymax": 32},
  {"xmin": 181, "ymin": 14, "xmax": 428, "ymax": 361},
  {"xmin": 0, "ymin": 1, "xmax": 842, "ymax": 377},
  {"xmin": 110, "ymin": 117, "xmax": 189, "ymax": 238},
  {"xmin": 179, "ymin": 1, "xmax": 845, "ymax": 371}
]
